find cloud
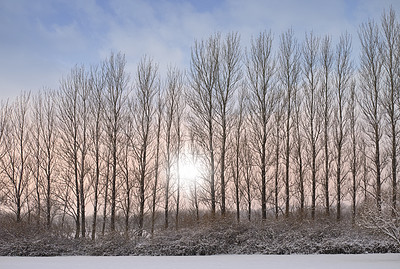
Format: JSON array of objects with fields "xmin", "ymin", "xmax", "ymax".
[{"xmin": 0, "ymin": 0, "xmax": 399, "ymax": 99}]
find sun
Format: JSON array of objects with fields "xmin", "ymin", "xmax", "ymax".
[
  {"xmin": 175, "ymin": 153, "xmax": 202, "ymax": 188},
  {"xmin": 179, "ymin": 160, "xmax": 199, "ymax": 184}
]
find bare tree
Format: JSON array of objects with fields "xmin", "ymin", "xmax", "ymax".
[
  {"xmin": 359, "ymin": 20, "xmax": 384, "ymax": 211},
  {"xmin": 292, "ymin": 77, "xmax": 305, "ymax": 218},
  {"xmin": 302, "ymin": 32, "xmax": 322, "ymax": 219},
  {"xmin": 163, "ymin": 67, "xmax": 180, "ymax": 228},
  {"xmin": 58, "ymin": 110, "xmax": 79, "ymax": 238},
  {"xmin": 232, "ymin": 86, "xmax": 246, "ymax": 222},
  {"xmin": 151, "ymin": 89, "xmax": 163, "ymax": 234},
  {"xmin": 246, "ymin": 31, "xmax": 277, "ymax": 220},
  {"xmin": 279, "ymin": 29, "xmax": 301, "ymax": 218},
  {"xmin": 381, "ymin": 7, "xmax": 400, "ymax": 215},
  {"xmin": 78, "ymin": 69, "xmax": 91, "ymax": 238},
  {"xmin": 333, "ymin": 32, "xmax": 352, "ymax": 221},
  {"xmin": 89, "ymin": 64, "xmax": 105, "ymax": 240},
  {"xmin": 132, "ymin": 56, "xmax": 158, "ymax": 234},
  {"xmin": 104, "ymin": 52, "xmax": 129, "ymax": 233},
  {"xmin": 174, "ymin": 72, "xmax": 185, "ymax": 229},
  {"xmin": 36, "ymin": 90, "xmax": 58, "ymax": 228},
  {"xmin": 348, "ymin": 80, "xmax": 359, "ymax": 223},
  {"xmin": 120, "ymin": 104, "xmax": 134, "ymax": 236},
  {"xmin": 58, "ymin": 66, "xmax": 84, "ymax": 237},
  {"xmin": 273, "ymin": 92, "xmax": 284, "ymax": 219},
  {"xmin": 187, "ymin": 34, "xmax": 220, "ymax": 217},
  {"xmin": 320, "ymin": 36, "xmax": 334, "ymax": 216},
  {"xmin": 215, "ymin": 32, "xmax": 242, "ymax": 216},
  {"xmin": 31, "ymin": 94, "xmax": 43, "ymax": 226}
]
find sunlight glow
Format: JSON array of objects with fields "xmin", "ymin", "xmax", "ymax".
[{"xmin": 174, "ymin": 153, "xmax": 202, "ymax": 189}]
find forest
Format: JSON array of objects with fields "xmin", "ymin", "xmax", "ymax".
[{"xmin": 0, "ymin": 7, "xmax": 400, "ymax": 255}]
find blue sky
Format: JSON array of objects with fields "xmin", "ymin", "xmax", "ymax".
[{"xmin": 1, "ymin": 0, "xmax": 399, "ymax": 99}]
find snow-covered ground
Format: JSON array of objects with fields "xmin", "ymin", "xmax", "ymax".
[{"xmin": 0, "ymin": 254, "xmax": 399, "ymax": 269}]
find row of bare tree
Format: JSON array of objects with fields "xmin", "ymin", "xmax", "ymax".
[{"xmin": 0, "ymin": 8, "xmax": 399, "ymax": 238}]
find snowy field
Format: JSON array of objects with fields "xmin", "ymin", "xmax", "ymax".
[{"xmin": 0, "ymin": 254, "xmax": 399, "ymax": 269}]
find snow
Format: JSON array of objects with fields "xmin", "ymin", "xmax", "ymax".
[{"xmin": 0, "ymin": 254, "xmax": 399, "ymax": 269}]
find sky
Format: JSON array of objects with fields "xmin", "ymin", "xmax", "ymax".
[{"xmin": 1, "ymin": 0, "xmax": 400, "ymax": 100}]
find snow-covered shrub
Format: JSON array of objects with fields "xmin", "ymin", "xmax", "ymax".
[
  {"xmin": 1, "ymin": 215, "xmax": 399, "ymax": 256},
  {"xmin": 359, "ymin": 201, "xmax": 400, "ymax": 246}
]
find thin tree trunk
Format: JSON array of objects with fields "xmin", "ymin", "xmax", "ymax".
[
  {"xmin": 102, "ymin": 155, "xmax": 110, "ymax": 236},
  {"xmin": 261, "ymin": 125, "xmax": 267, "ymax": 220},
  {"xmin": 274, "ymin": 125, "xmax": 279, "ymax": 219},
  {"xmin": 46, "ymin": 170, "xmax": 51, "ymax": 227},
  {"xmin": 91, "ymin": 144, "xmax": 100, "ymax": 240},
  {"xmin": 175, "ymin": 150, "xmax": 180, "ymax": 229},
  {"xmin": 285, "ymin": 109, "xmax": 291, "ymax": 218},
  {"xmin": 110, "ymin": 133, "xmax": 117, "ymax": 232},
  {"xmin": 151, "ymin": 101, "xmax": 162, "ymax": 234},
  {"xmin": 209, "ymin": 115, "xmax": 216, "ymax": 217}
]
